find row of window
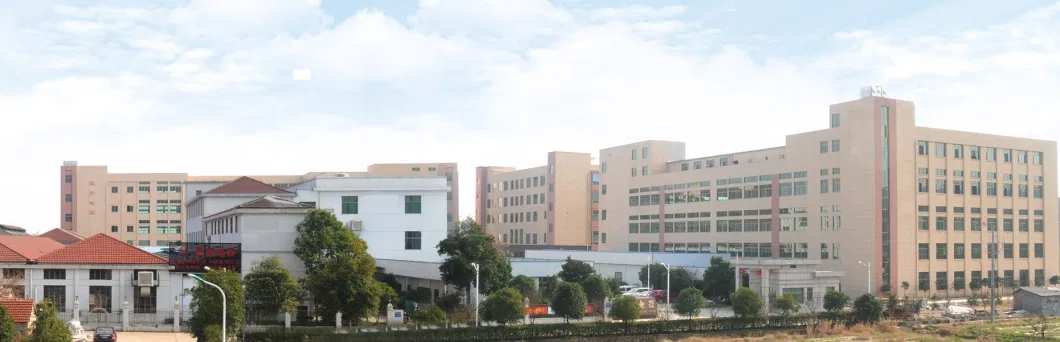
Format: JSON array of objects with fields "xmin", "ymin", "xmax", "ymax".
[
  {"xmin": 918, "ymin": 179, "xmax": 1046, "ymax": 198},
  {"xmin": 919, "ymin": 206, "xmax": 1045, "ymax": 216},
  {"xmin": 109, "ymin": 224, "xmax": 182, "ymax": 235},
  {"xmin": 819, "ymin": 139, "xmax": 841, "ymax": 153},
  {"xmin": 108, "ymin": 202, "xmax": 183, "ymax": 214},
  {"xmin": 39, "ymin": 268, "xmax": 114, "ymax": 280},
  {"xmin": 917, "ymin": 242, "xmax": 1045, "ymax": 260},
  {"xmin": 920, "ymin": 168, "xmax": 1045, "ymax": 182},
  {"xmin": 490, "ymin": 192, "xmax": 548, "ymax": 208},
  {"xmin": 491, "ymin": 175, "xmax": 547, "ymax": 192},
  {"xmin": 339, "ymin": 195, "xmax": 423, "ymax": 215},
  {"xmin": 916, "ymin": 141, "xmax": 1045, "ymax": 165},
  {"xmin": 626, "ymin": 181, "xmax": 811, "ymax": 206},
  {"xmin": 503, "ymin": 229, "xmax": 547, "ymax": 245},
  {"xmin": 916, "ymin": 216, "xmax": 1046, "ymax": 232},
  {"xmin": 916, "ymin": 269, "xmax": 1048, "ymax": 291}
]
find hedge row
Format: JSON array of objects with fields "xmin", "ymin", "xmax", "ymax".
[{"xmin": 243, "ymin": 315, "xmax": 837, "ymax": 342}]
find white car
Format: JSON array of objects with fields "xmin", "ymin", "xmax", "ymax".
[
  {"xmin": 623, "ymin": 287, "xmax": 652, "ymax": 297},
  {"xmin": 617, "ymin": 285, "xmax": 636, "ymax": 293}
]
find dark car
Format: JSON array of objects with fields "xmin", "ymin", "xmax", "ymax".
[{"xmin": 94, "ymin": 327, "xmax": 117, "ymax": 341}]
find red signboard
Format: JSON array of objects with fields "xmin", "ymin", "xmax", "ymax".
[{"xmin": 166, "ymin": 243, "xmax": 242, "ymax": 273}]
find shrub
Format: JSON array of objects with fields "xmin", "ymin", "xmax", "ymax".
[
  {"xmin": 853, "ymin": 294, "xmax": 884, "ymax": 324},
  {"xmin": 609, "ymin": 296, "xmax": 641, "ymax": 323},
  {"xmin": 552, "ymin": 282, "xmax": 587, "ymax": 323},
  {"xmin": 731, "ymin": 288, "xmax": 763, "ymax": 318},
  {"xmin": 823, "ymin": 290, "xmax": 850, "ymax": 313},
  {"xmin": 204, "ymin": 325, "xmax": 223, "ymax": 342},
  {"xmin": 772, "ymin": 293, "xmax": 800, "ymax": 316},
  {"xmin": 481, "ymin": 288, "xmax": 525, "ymax": 326},
  {"xmin": 411, "ymin": 305, "xmax": 448, "ymax": 326},
  {"xmin": 675, "ymin": 288, "xmax": 706, "ymax": 319}
]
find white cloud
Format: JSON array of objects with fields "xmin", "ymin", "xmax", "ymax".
[{"xmin": 1, "ymin": 0, "xmax": 1058, "ymax": 234}]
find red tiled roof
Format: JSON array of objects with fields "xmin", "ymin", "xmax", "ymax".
[
  {"xmin": 36, "ymin": 234, "xmax": 168, "ymax": 264},
  {"xmin": 237, "ymin": 195, "xmax": 310, "ymax": 209},
  {"xmin": 38, "ymin": 228, "xmax": 86, "ymax": 245},
  {"xmin": 0, "ymin": 236, "xmax": 65, "ymax": 261},
  {"xmin": 0, "ymin": 298, "xmax": 33, "ymax": 323},
  {"xmin": 0, "ymin": 244, "xmax": 25, "ymax": 263},
  {"xmin": 204, "ymin": 176, "xmax": 292, "ymax": 195}
]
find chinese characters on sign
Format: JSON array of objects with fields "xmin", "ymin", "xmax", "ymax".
[
  {"xmin": 88, "ymin": 181, "xmax": 96, "ymax": 215},
  {"xmin": 166, "ymin": 243, "xmax": 242, "ymax": 273}
]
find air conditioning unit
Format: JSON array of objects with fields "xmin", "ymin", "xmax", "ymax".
[
  {"xmin": 136, "ymin": 271, "xmax": 156, "ymax": 287},
  {"xmin": 346, "ymin": 220, "xmax": 364, "ymax": 231}
]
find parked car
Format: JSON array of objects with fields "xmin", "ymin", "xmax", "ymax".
[
  {"xmin": 627, "ymin": 288, "xmax": 653, "ymax": 297},
  {"xmin": 93, "ymin": 327, "xmax": 117, "ymax": 342},
  {"xmin": 617, "ymin": 285, "xmax": 636, "ymax": 293}
]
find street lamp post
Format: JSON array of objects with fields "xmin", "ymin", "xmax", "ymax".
[
  {"xmin": 661, "ymin": 263, "xmax": 671, "ymax": 320},
  {"xmin": 858, "ymin": 261, "xmax": 872, "ymax": 294},
  {"xmin": 187, "ymin": 273, "xmax": 226, "ymax": 342},
  {"xmin": 471, "ymin": 262, "xmax": 480, "ymax": 327}
]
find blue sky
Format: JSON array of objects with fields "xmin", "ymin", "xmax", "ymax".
[{"xmin": 1, "ymin": 0, "xmax": 1058, "ymax": 233}]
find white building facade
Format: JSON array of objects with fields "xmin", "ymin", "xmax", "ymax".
[
  {"xmin": 287, "ymin": 177, "xmax": 450, "ymax": 263},
  {"xmin": 203, "ymin": 196, "xmax": 313, "ymax": 279}
]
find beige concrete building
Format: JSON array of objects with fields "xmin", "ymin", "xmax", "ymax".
[
  {"xmin": 475, "ymin": 152, "xmax": 599, "ymax": 251},
  {"xmin": 588, "ymin": 90, "xmax": 1057, "ymax": 297},
  {"xmin": 59, "ymin": 162, "xmax": 459, "ymax": 245}
]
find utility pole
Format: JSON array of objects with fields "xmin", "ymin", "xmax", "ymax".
[
  {"xmin": 989, "ymin": 226, "xmax": 997, "ymax": 323},
  {"xmin": 858, "ymin": 261, "xmax": 872, "ymax": 294}
]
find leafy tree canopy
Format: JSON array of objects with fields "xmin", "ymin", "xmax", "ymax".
[
  {"xmin": 638, "ymin": 264, "xmax": 697, "ymax": 290},
  {"xmin": 772, "ymin": 293, "xmax": 801, "ymax": 316},
  {"xmin": 28, "ymin": 300, "xmax": 71, "ymax": 342},
  {"xmin": 538, "ymin": 276, "xmax": 560, "ymax": 304},
  {"xmin": 0, "ymin": 306, "xmax": 15, "ymax": 342},
  {"xmin": 188, "ymin": 269, "xmax": 245, "ymax": 341},
  {"xmin": 552, "ymin": 282, "xmax": 587, "ymax": 323},
  {"xmin": 304, "ymin": 254, "xmax": 385, "ymax": 324},
  {"xmin": 437, "ymin": 218, "xmax": 513, "ymax": 295},
  {"xmin": 411, "ymin": 305, "xmax": 448, "ymax": 326},
  {"xmin": 604, "ymin": 277, "xmax": 625, "ymax": 297},
  {"xmin": 638, "ymin": 263, "xmax": 666, "ymax": 289},
  {"xmin": 294, "ymin": 209, "xmax": 367, "ymax": 274},
  {"xmin": 508, "ymin": 275, "xmax": 538, "ymax": 303},
  {"xmin": 244, "ymin": 255, "xmax": 303, "ymax": 316},
  {"xmin": 701, "ymin": 257, "xmax": 735, "ymax": 302},
  {"xmin": 558, "ymin": 257, "xmax": 595, "ymax": 283},
  {"xmin": 581, "ymin": 274, "xmax": 611, "ymax": 305}
]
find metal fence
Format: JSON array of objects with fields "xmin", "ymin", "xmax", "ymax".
[{"xmin": 129, "ymin": 310, "xmax": 176, "ymax": 324}]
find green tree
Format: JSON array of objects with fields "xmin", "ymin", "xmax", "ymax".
[
  {"xmin": 437, "ymin": 218, "xmax": 513, "ymax": 295},
  {"xmin": 0, "ymin": 305, "xmax": 14, "ymax": 342},
  {"xmin": 28, "ymin": 300, "xmax": 71, "ymax": 342},
  {"xmin": 604, "ymin": 277, "xmax": 625, "ymax": 297},
  {"xmin": 823, "ymin": 290, "xmax": 850, "ymax": 313},
  {"xmin": 675, "ymin": 288, "xmax": 707, "ymax": 319},
  {"xmin": 1050, "ymin": 275, "xmax": 1060, "ymax": 286},
  {"xmin": 901, "ymin": 281, "xmax": 910, "ymax": 297},
  {"xmin": 411, "ymin": 305, "xmax": 448, "ymax": 326},
  {"xmin": 304, "ymin": 254, "xmax": 385, "ymax": 324},
  {"xmin": 638, "ymin": 263, "xmax": 667, "ymax": 289},
  {"xmin": 204, "ymin": 325, "xmax": 223, "ymax": 342},
  {"xmin": 188, "ymin": 269, "xmax": 245, "ymax": 340},
  {"xmin": 481, "ymin": 287, "xmax": 525, "ymax": 326},
  {"xmin": 434, "ymin": 292, "xmax": 463, "ymax": 315},
  {"xmin": 508, "ymin": 275, "xmax": 538, "ymax": 303},
  {"xmin": 558, "ymin": 257, "xmax": 595, "ymax": 283},
  {"xmin": 853, "ymin": 294, "xmax": 884, "ymax": 324},
  {"xmin": 294, "ymin": 209, "xmax": 365, "ymax": 274},
  {"xmin": 244, "ymin": 255, "xmax": 302, "ymax": 320},
  {"xmin": 731, "ymin": 288, "xmax": 763, "ymax": 318},
  {"xmin": 538, "ymin": 276, "xmax": 559, "ymax": 304},
  {"xmin": 581, "ymin": 275, "xmax": 610, "ymax": 316},
  {"xmin": 609, "ymin": 295, "xmax": 641, "ymax": 323},
  {"xmin": 772, "ymin": 293, "xmax": 801, "ymax": 316},
  {"xmin": 378, "ymin": 284, "xmax": 400, "ymax": 317},
  {"xmin": 552, "ymin": 282, "xmax": 588, "ymax": 323},
  {"xmin": 701, "ymin": 257, "xmax": 736, "ymax": 302}
]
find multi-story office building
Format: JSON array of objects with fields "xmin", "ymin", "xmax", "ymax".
[
  {"xmin": 185, "ymin": 163, "xmax": 460, "ymax": 231},
  {"xmin": 593, "ymin": 90, "xmax": 1058, "ymax": 297},
  {"xmin": 59, "ymin": 161, "xmax": 188, "ymax": 246},
  {"xmin": 475, "ymin": 152, "xmax": 599, "ymax": 251},
  {"xmin": 59, "ymin": 162, "xmax": 459, "ymax": 245}
]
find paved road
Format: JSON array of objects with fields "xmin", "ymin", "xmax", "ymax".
[{"xmin": 88, "ymin": 331, "xmax": 196, "ymax": 342}]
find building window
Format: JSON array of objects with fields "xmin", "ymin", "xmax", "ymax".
[
  {"xmin": 44, "ymin": 285, "xmax": 66, "ymax": 312},
  {"xmin": 832, "ymin": 178, "xmax": 841, "ymax": 192},
  {"xmin": 64, "ymin": 194, "xmax": 72, "ymax": 202},
  {"xmin": 405, "ymin": 231, "xmax": 422, "ymax": 250},
  {"xmin": 133, "ymin": 285, "xmax": 157, "ymax": 313},
  {"xmin": 631, "ymin": 149, "xmax": 637, "ymax": 160},
  {"xmin": 917, "ymin": 141, "xmax": 928, "ymax": 155},
  {"xmin": 830, "ymin": 113, "xmax": 840, "ymax": 128},
  {"xmin": 43, "ymin": 269, "xmax": 66, "ymax": 280},
  {"xmin": 64, "ymin": 175, "xmax": 72, "ymax": 183},
  {"xmin": 111, "ymin": 226, "xmax": 118, "ymax": 232},
  {"xmin": 89, "ymin": 269, "xmax": 112, "ymax": 280},
  {"xmin": 935, "ymin": 142, "xmax": 946, "ymax": 157},
  {"xmin": 403, "ymin": 196, "xmax": 422, "ymax": 214},
  {"xmin": 820, "ymin": 141, "xmax": 828, "ymax": 153},
  {"xmin": 341, "ymin": 196, "xmax": 358, "ymax": 214},
  {"xmin": 831, "ymin": 139, "xmax": 840, "ymax": 152},
  {"xmin": 88, "ymin": 286, "xmax": 113, "ymax": 313},
  {"xmin": 64, "ymin": 214, "xmax": 72, "ymax": 222},
  {"xmin": 936, "ymin": 243, "xmax": 947, "ymax": 259}
]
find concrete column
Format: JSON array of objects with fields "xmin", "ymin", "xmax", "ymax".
[
  {"xmin": 121, "ymin": 298, "xmax": 130, "ymax": 330},
  {"xmin": 523, "ymin": 297, "xmax": 530, "ymax": 324},
  {"xmin": 335, "ymin": 312, "xmax": 342, "ymax": 329},
  {"xmin": 173, "ymin": 299, "xmax": 181, "ymax": 332},
  {"xmin": 760, "ymin": 268, "xmax": 770, "ymax": 316},
  {"xmin": 284, "ymin": 313, "xmax": 291, "ymax": 328}
]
